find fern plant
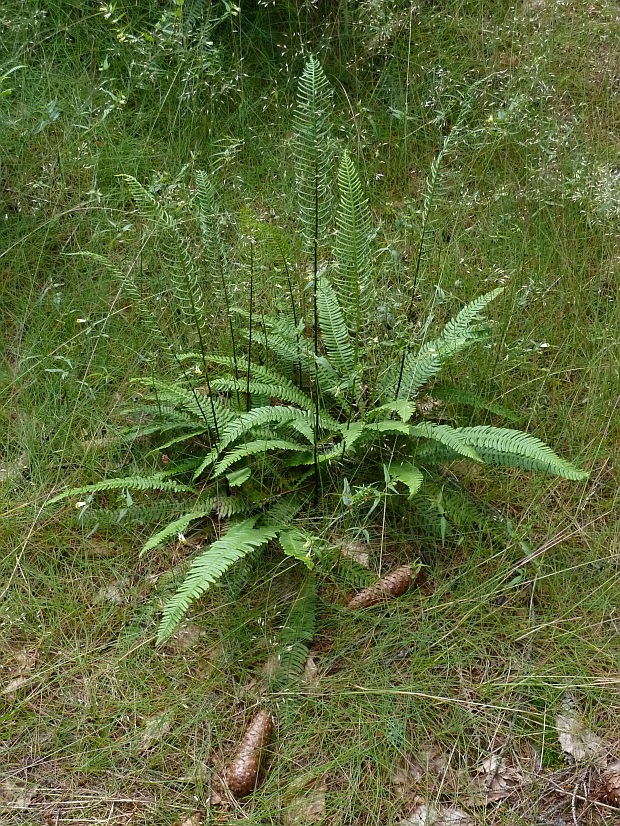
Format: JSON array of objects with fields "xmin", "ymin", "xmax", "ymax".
[{"xmin": 49, "ymin": 57, "xmax": 588, "ymax": 659}]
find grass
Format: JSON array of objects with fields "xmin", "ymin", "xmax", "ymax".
[{"xmin": 1, "ymin": 0, "xmax": 619, "ymax": 824}]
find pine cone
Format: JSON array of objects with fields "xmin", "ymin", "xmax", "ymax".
[
  {"xmin": 347, "ymin": 565, "xmax": 417, "ymax": 609},
  {"xmin": 224, "ymin": 709, "xmax": 273, "ymax": 797},
  {"xmin": 603, "ymin": 760, "xmax": 620, "ymax": 805}
]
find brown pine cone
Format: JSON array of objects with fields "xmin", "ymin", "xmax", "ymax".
[
  {"xmin": 603, "ymin": 760, "xmax": 620, "ymax": 805},
  {"xmin": 224, "ymin": 709, "xmax": 274, "ymax": 797},
  {"xmin": 347, "ymin": 564, "xmax": 418, "ymax": 609}
]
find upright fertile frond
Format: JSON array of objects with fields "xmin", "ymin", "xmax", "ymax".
[
  {"xmin": 294, "ymin": 56, "xmax": 335, "ymax": 253},
  {"xmin": 72, "ymin": 252, "xmax": 170, "ymax": 354},
  {"xmin": 157, "ymin": 517, "xmax": 279, "ymax": 643},
  {"xmin": 316, "ymin": 276, "xmax": 355, "ymax": 377},
  {"xmin": 334, "ymin": 150, "xmax": 373, "ymax": 353},
  {"xmin": 121, "ymin": 175, "xmax": 208, "ymax": 340},
  {"xmin": 455, "ymin": 426, "xmax": 589, "ymax": 480}
]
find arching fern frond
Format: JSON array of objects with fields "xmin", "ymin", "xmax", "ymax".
[
  {"xmin": 393, "ymin": 288, "xmax": 503, "ymax": 400},
  {"xmin": 213, "ymin": 438, "xmax": 312, "ymax": 477},
  {"xmin": 410, "ymin": 422, "xmax": 483, "ymax": 462},
  {"xmin": 456, "ymin": 426, "xmax": 589, "ymax": 480},
  {"xmin": 48, "ymin": 474, "xmax": 194, "ymax": 505},
  {"xmin": 156, "ymin": 516, "xmax": 279, "ymax": 643}
]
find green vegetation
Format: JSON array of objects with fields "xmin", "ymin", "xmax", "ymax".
[{"xmin": 1, "ymin": 1, "xmax": 618, "ymax": 824}]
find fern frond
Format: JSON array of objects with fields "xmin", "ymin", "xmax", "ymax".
[
  {"xmin": 410, "ymin": 422, "xmax": 483, "ymax": 462},
  {"xmin": 213, "ymin": 438, "xmax": 312, "ymax": 477},
  {"xmin": 317, "ymin": 276, "xmax": 356, "ymax": 378},
  {"xmin": 393, "ymin": 288, "xmax": 503, "ymax": 400},
  {"xmin": 294, "ymin": 56, "xmax": 335, "ymax": 253},
  {"xmin": 456, "ymin": 426, "xmax": 589, "ymax": 480},
  {"xmin": 274, "ymin": 575, "xmax": 317, "ymax": 681},
  {"xmin": 48, "ymin": 474, "xmax": 194, "ymax": 505},
  {"xmin": 278, "ymin": 528, "xmax": 315, "ymax": 569},
  {"xmin": 72, "ymin": 252, "xmax": 170, "ymax": 353},
  {"xmin": 141, "ymin": 503, "xmax": 216, "ymax": 554},
  {"xmin": 430, "ymin": 385, "xmax": 519, "ymax": 422},
  {"xmin": 334, "ymin": 150, "xmax": 372, "ymax": 355},
  {"xmin": 156, "ymin": 517, "xmax": 279, "ymax": 643},
  {"xmin": 209, "ymin": 376, "xmax": 314, "ymax": 412},
  {"xmin": 388, "ymin": 462, "xmax": 424, "ymax": 499},
  {"xmin": 120, "ymin": 175, "xmax": 209, "ymax": 339}
]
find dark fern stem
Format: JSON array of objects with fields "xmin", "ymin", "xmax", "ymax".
[
  {"xmin": 312, "ymin": 172, "xmax": 321, "ymax": 507},
  {"xmin": 246, "ymin": 241, "xmax": 254, "ymax": 412}
]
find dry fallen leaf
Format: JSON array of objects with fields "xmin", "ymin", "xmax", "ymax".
[
  {"xmin": 2, "ymin": 676, "xmax": 32, "ymax": 696},
  {"xmin": 176, "ymin": 813, "xmax": 202, "ymax": 826},
  {"xmin": 95, "ymin": 580, "xmax": 127, "ymax": 605},
  {"xmin": 399, "ymin": 802, "xmax": 473, "ymax": 826},
  {"xmin": 556, "ymin": 712, "xmax": 607, "ymax": 767},
  {"xmin": 302, "ymin": 656, "xmax": 319, "ymax": 688},
  {"xmin": 284, "ymin": 788, "xmax": 326, "ymax": 826},
  {"xmin": 392, "ymin": 759, "xmax": 424, "ymax": 800},
  {"xmin": 167, "ymin": 623, "xmax": 203, "ymax": 653},
  {"xmin": 467, "ymin": 754, "xmax": 523, "ymax": 803},
  {"xmin": 339, "ymin": 540, "xmax": 370, "ymax": 568},
  {"xmin": 138, "ymin": 712, "xmax": 172, "ymax": 753},
  {"xmin": 0, "ymin": 779, "xmax": 35, "ymax": 810}
]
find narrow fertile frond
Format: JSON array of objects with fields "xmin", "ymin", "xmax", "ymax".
[
  {"xmin": 456, "ymin": 426, "xmax": 590, "ymax": 480},
  {"xmin": 317, "ymin": 276, "xmax": 356, "ymax": 377},
  {"xmin": 294, "ymin": 56, "xmax": 335, "ymax": 252},
  {"xmin": 72, "ymin": 252, "xmax": 169, "ymax": 353},
  {"xmin": 334, "ymin": 150, "xmax": 373, "ymax": 353},
  {"xmin": 156, "ymin": 517, "xmax": 279, "ymax": 643},
  {"xmin": 120, "ymin": 175, "xmax": 209, "ymax": 339}
]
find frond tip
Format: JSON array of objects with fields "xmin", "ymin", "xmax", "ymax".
[{"xmin": 156, "ymin": 517, "xmax": 279, "ymax": 644}]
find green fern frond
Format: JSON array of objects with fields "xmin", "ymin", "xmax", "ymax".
[
  {"xmin": 294, "ymin": 56, "xmax": 335, "ymax": 252},
  {"xmin": 274, "ymin": 575, "xmax": 317, "ymax": 681},
  {"xmin": 410, "ymin": 422, "xmax": 483, "ymax": 462},
  {"xmin": 209, "ymin": 376, "xmax": 314, "ymax": 412},
  {"xmin": 317, "ymin": 276, "xmax": 356, "ymax": 378},
  {"xmin": 48, "ymin": 474, "xmax": 194, "ymax": 505},
  {"xmin": 213, "ymin": 438, "xmax": 312, "ymax": 476},
  {"xmin": 393, "ymin": 288, "xmax": 503, "ymax": 400},
  {"xmin": 278, "ymin": 528, "xmax": 315, "ymax": 569},
  {"xmin": 133, "ymin": 378, "xmax": 234, "ymax": 431},
  {"xmin": 120, "ymin": 175, "xmax": 209, "ymax": 341},
  {"xmin": 388, "ymin": 462, "xmax": 424, "ymax": 499},
  {"xmin": 430, "ymin": 385, "xmax": 519, "ymax": 422},
  {"xmin": 83, "ymin": 500, "xmax": 187, "ymax": 529},
  {"xmin": 334, "ymin": 150, "xmax": 373, "ymax": 355},
  {"xmin": 456, "ymin": 426, "xmax": 589, "ymax": 480},
  {"xmin": 156, "ymin": 516, "xmax": 279, "ymax": 643},
  {"xmin": 141, "ymin": 503, "xmax": 216, "ymax": 554},
  {"xmin": 71, "ymin": 252, "xmax": 170, "ymax": 353}
]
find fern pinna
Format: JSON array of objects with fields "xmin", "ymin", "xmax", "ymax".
[{"xmin": 49, "ymin": 57, "xmax": 588, "ymax": 649}]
